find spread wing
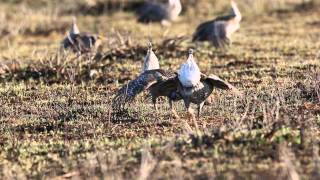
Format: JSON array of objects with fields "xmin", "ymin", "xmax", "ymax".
[
  {"xmin": 149, "ymin": 75, "xmax": 180, "ymax": 100},
  {"xmin": 204, "ymin": 74, "xmax": 235, "ymax": 90},
  {"xmin": 112, "ymin": 69, "xmax": 174, "ymax": 110},
  {"xmin": 204, "ymin": 74, "xmax": 243, "ymax": 96}
]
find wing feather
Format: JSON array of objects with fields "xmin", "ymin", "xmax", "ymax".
[
  {"xmin": 212, "ymin": 21, "xmax": 229, "ymax": 48},
  {"xmin": 193, "ymin": 17, "xmax": 231, "ymax": 48},
  {"xmin": 75, "ymin": 34, "xmax": 96, "ymax": 53},
  {"xmin": 137, "ymin": 2, "xmax": 167, "ymax": 22},
  {"xmin": 112, "ymin": 69, "xmax": 174, "ymax": 110},
  {"xmin": 204, "ymin": 74, "xmax": 235, "ymax": 90},
  {"xmin": 205, "ymin": 74, "xmax": 243, "ymax": 97},
  {"xmin": 62, "ymin": 33, "xmax": 97, "ymax": 54},
  {"xmin": 149, "ymin": 75, "xmax": 180, "ymax": 99},
  {"xmin": 192, "ymin": 20, "xmax": 214, "ymax": 42}
]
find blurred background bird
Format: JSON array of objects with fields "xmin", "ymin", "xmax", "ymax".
[
  {"xmin": 192, "ymin": 1, "xmax": 241, "ymax": 48},
  {"xmin": 137, "ymin": 0, "xmax": 182, "ymax": 25},
  {"xmin": 61, "ymin": 17, "xmax": 103, "ymax": 55}
]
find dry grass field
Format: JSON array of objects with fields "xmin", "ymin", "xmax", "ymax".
[{"xmin": 0, "ymin": 0, "xmax": 319, "ymax": 179}]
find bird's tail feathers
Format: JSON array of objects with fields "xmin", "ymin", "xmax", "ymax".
[{"xmin": 230, "ymin": 1, "xmax": 241, "ymax": 22}]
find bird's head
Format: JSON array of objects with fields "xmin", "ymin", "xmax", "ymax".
[{"xmin": 147, "ymin": 41, "xmax": 153, "ymax": 52}]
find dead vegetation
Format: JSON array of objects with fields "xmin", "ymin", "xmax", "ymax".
[{"xmin": 0, "ymin": 0, "xmax": 319, "ymax": 179}]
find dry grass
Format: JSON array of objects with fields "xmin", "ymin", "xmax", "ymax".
[{"xmin": 0, "ymin": 0, "xmax": 319, "ymax": 179}]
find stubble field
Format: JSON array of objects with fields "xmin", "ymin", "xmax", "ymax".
[{"xmin": 0, "ymin": 0, "xmax": 319, "ymax": 179}]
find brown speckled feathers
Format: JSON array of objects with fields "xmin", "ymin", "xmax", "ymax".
[{"xmin": 112, "ymin": 69, "xmax": 176, "ymax": 110}]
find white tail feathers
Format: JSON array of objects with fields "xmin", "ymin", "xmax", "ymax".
[
  {"xmin": 178, "ymin": 49, "xmax": 201, "ymax": 87},
  {"xmin": 71, "ymin": 17, "xmax": 80, "ymax": 35},
  {"xmin": 231, "ymin": 1, "xmax": 241, "ymax": 22},
  {"xmin": 142, "ymin": 43, "xmax": 160, "ymax": 72},
  {"xmin": 167, "ymin": 0, "xmax": 182, "ymax": 21}
]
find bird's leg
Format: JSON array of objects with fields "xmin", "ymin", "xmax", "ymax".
[
  {"xmin": 185, "ymin": 101, "xmax": 200, "ymax": 136},
  {"xmin": 154, "ymin": 103, "xmax": 158, "ymax": 112},
  {"xmin": 188, "ymin": 107, "xmax": 198, "ymax": 130},
  {"xmin": 152, "ymin": 96, "xmax": 158, "ymax": 113},
  {"xmin": 169, "ymin": 99, "xmax": 179, "ymax": 119},
  {"xmin": 228, "ymin": 38, "xmax": 233, "ymax": 46},
  {"xmin": 184, "ymin": 100, "xmax": 192, "ymax": 120},
  {"xmin": 197, "ymin": 102, "xmax": 205, "ymax": 121},
  {"xmin": 194, "ymin": 41, "xmax": 200, "ymax": 49},
  {"xmin": 197, "ymin": 102, "xmax": 206, "ymax": 129},
  {"xmin": 189, "ymin": 107, "xmax": 201, "ymax": 137}
]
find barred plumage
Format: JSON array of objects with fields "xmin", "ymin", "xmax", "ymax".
[
  {"xmin": 113, "ymin": 50, "xmax": 240, "ymax": 120},
  {"xmin": 112, "ymin": 69, "xmax": 178, "ymax": 111},
  {"xmin": 162, "ymin": 73, "xmax": 237, "ymax": 120}
]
